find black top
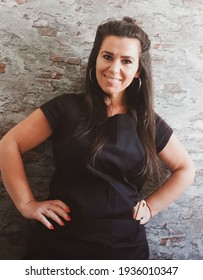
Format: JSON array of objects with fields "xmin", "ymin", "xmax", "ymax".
[{"xmin": 40, "ymin": 93, "xmax": 173, "ymax": 221}]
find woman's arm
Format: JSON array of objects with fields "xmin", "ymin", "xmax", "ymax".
[
  {"xmin": 0, "ymin": 108, "xmax": 70, "ymax": 229},
  {"xmin": 139, "ymin": 133, "xmax": 195, "ymax": 224}
]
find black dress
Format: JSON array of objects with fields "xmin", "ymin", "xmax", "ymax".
[{"xmin": 24, "ymin": 94, "xmax": 173, "ymax": 260}]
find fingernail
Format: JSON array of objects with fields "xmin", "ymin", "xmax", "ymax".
[
  {"xmin": 50, "ymin": 225, "xmax": 54, "ymax": 230},
  {"xmin": 67, "ymin": 215, "xmax": 71, "ymax": 221},
  {"xmin": 66, "ymin": 208, "xmax": 70, "ymax": 213},
  {"xmin": 61, "ymin": 221, "xmax": 65, "ymax": 226}
]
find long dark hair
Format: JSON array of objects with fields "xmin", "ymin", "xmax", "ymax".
[{"xmin": 76, "ymin": 16, "xmax": 162, "ymax": 181}]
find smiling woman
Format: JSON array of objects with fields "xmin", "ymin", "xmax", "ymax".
[
  {"xmin": 0, "ymin": 16, "xmax": 195, "ymax": 260},
  {"xmin": 95, "ymin": 36, "xmax": 141, "ymax": 101}
]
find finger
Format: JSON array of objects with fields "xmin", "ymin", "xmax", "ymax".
[
  {"xmin": 140, "ymin": 215, "xmax": 150, "ymax": 224},
  {"xmin": 46, "ymin": 204, "xmax": 71, "ymax": 222},
  {"xmin": 51, "ymin": 200, "xmax": 71, "ymax": 213},
  {"xmin": 37, "ymin": 212, "xmax": 54, "ymax": 230},
  {"xmin": 44, "ymin": 209, "xmax": 65, "ymax": 226}
]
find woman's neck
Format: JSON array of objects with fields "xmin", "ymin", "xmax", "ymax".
[{"xmin": 105, "ymin": 93, "xmax": 128, "ymax": 116}]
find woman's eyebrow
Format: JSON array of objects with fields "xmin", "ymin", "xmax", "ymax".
[{"xmin": 101, "ymin": 51, "xmax": 135, "ymax": 60}]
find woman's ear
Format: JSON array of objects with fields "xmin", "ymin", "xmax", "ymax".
[
  {"xmin": 135, "ymin": 70, "xmax": 140, "ymax": 78},
  {"xmin": 135, "ymin": 60, "xmax": 141, "ymax": 78},
  {"xmin": 135, "ymin": 68, "xmax": 141, "ymax": 78}
]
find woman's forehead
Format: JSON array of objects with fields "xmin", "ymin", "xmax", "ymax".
[{"xmin": 100, "ymin": 35, "xmax": 141, "ymax": 56}]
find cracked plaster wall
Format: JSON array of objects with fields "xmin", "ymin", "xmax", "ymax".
[{"xmin": 0, "ymin": 0, "xmax": 202, "ymax": 259}]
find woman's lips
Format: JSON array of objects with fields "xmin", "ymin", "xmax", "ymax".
[{"xmin": 104, "ymin": 73, "xmax": 122, "ymax": 82}]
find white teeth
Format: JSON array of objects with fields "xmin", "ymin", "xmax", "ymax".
[{"xmin": 104, "ymin": 74, "xmax": 121, "ymax": 81}]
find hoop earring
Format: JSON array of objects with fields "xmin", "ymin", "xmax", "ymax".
[
  {"xmin": 136, "ymin": 77, "xmax": 142, "ymax": 92},
  {"xmin": 131, "ymin": 77, "xmax": 142, "ymax": 93},
  {"xmin": 89, "ymin": 67, "xmax": 96, "ymax": 84}
]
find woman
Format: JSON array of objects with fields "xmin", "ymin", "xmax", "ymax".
[{"xmin": 0, "ymin": 17, "xmax": 195, "ymax": 259}]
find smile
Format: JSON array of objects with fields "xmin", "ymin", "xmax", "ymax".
[{"xmin": 104, "ymin": 74, "xmax": 122, "ymax": 82}]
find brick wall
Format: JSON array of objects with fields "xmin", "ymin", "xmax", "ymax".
[{"xmin": 0, "ymin": 0, "xmax": 202, "ymax": 259}]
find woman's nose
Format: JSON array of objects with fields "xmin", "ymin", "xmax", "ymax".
[{"xmin": 109, "ymin": 60, "xmax": 121, "ymax": 74}]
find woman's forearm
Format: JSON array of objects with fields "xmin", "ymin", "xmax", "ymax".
[
  {"xmin": 145, "ymin": 164, "xmax": 195, "ymax": 217},
  {"xmin": 0, "ymin": 136, "xmax": 71, "ymax": 229},
  {"xmin": 0, "ymin": 110, "xmax": 70, "ymax": 229},
  {"xmin": 0, "ymin": 137, "xmax": 35, "ymax": 213},
  {"xmin": 145, "ymin": 133, "xmax": 196, "ymax": 218},
  {"xmin": 0, "ymin": 109, "xmax": 53, "ymax": 212}
]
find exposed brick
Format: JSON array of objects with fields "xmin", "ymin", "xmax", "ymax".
[
  {"xmin": 153, "ymin": 59, "xmax": 167, "ymax": 65},
  {"xmin": 36, "ymin": 71, "xmax": 52, "ymax": 79},
  {"xmin": 53, "ymin": 73, "xmax": 63, "ymax": 80},
  {"xmin": 49, "ymin": 54, "xmax": 64, "ymax": 62},
  {"xmin": 0, "ymin": 63, "xmax": 6, "ymax": 74},
  {"xmin": 152, "ymin": 43, "xmax": 174, "ymax": 50},
  {"xmin": 34, "ymin": 26, "xmax": 58, "ymax": 37},
  {"xmin": 0, "ymin": 0, "xmax": 202, "ymax": 261},
  {"xmin": 161, "ymin": 237, "xmax": 168, "ymax": 246},
  {"xmin": 16, "ymin": 0, "xmax": 27, "ymax": 4},
  {"xmin": 66, "ymin": 57, "xmax": 81, "ymax": 65},
  {"xmin": 161, "ymin": 236, "xmax": 184, "ymax": 246},
  {"xmin": 36, "ymin": 71, "xmax": 63, "ymax": 80},
  {"xmin": 164, "ymin": 83, "xmax": 182, "ymax": 92},
  {"xmin": 152, "ymin": 44, "xmax": 162, "ymax": 49},
  {"xmin": 49, "ymin": 55, "xmax": 81, "ymax": 65}
]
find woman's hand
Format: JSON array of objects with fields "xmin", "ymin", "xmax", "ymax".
[
  {"xmin": 132, "ymin": 200, "xmax": 152, "ymax": 224},
  {"xmin": 138, "ymin": 206, "xmax": 151, "ymax": 224},
  {"xmin": 20, "ymin": 199, "xmax": 71, "ymax": 230}
]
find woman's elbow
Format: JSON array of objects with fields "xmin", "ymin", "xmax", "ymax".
[{"xmin": 184, "ymin": 157, "xmax": 196, "ymax": 186}]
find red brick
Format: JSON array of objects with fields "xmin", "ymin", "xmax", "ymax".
[
  {"xmin": 36, "ymin": 72, "xmax": 52, "ymax": 79},
  {"xmin": 162, "ymin": 44, "xmax": 174, "ymax": 48},
  {"xmin": 49, "ymin": 54, "xmax": 64, "ymax": 62},
  {"xmin": 153, "ymin": 59, "xmax": 167, "ymax": 65},
  {"xmin": 36, "ymin": 71, "xmax": 63, "ymax": 80},
  {"xmin": 161, "ymin": 237, "xmax": 169, "ymax": 246},
  {"xmin": 164, "ymin": 83, "xmax": 182, "ymax": 92},
  {"xmin": 170, "ymin": 236, "xmax": 183, "ymax": 245},
  {"xmin": 0, "ymin": 63, "xmax": 6, "ymax": 74},
  {"xmin": 49, "ymin": 55, "xmax": 81, "ymax": 65},
  {"xmin": 152, "ymin": 43, "xmax": 174, "ymax": 50},
  {"xmin": 161, "ymin": 236, "xmax": 184, "ymax": 246},
  {"xmin": 53, "ymin": 73, "xmax": 63, "ymax": 80},
  {"xmin": 152, "ymin": 44, "xmax": 161, "ymax": 49},
  {"xmin": 66, "ymin": 57, "xmax": 81, "ymax": 65},
  {"xmin": 16, "ymin": 0, "xmax": 27, "ymax": 4},
  {"xmin": 35, "ymin": 27, "xmax": 57, "ymax": 37}
]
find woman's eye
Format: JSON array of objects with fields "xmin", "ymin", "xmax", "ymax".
[
  {"xmin": 123, "ymin": 59, "xmax": 132, "ymax": 64},
  {"xmin": 103, "ymin": 54, "xmax": 112, "ymax": 60}
]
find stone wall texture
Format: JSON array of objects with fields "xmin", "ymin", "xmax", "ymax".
[{"xmin": 0, "ymin": 0, "xmax": 202, "ymax": 259}]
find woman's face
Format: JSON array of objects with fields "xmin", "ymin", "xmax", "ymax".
[{"xmin": 96, "ymin": 35, "xmax": 141, "ymax": 97}]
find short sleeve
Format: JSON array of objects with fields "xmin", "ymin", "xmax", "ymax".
[
  {"xmin": 39, "ymin": 93, "xmax": 82, "ymax": 133},
  {"xmin": 40, "ymin": 94, "xmax": 66, "ymax": 131},
  {"xmin": 155, "ymin": 113, "xmax": 173, "ymax": 153}
]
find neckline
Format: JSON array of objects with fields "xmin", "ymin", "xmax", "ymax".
[{"xmin": 107, "ymin": 113, "xmax": 132, "ymax": 120}]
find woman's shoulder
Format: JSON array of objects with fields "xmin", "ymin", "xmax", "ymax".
[
  {"xmin": 39, "ymin": 93, "xmax": 85, "ymax": 130},
  {"xmin": 155, "ymin": 112, "xmax": 172, "ymax": 129},
  {"xmin": 154, "ymin": 112, "xmax": 173, "ymax": 153},
  {"xmin": 62, "ymin": 93, "xmax": 84, "ymax": 112},
  {"xmin": 56, "ymin": 93, "xmax": 84, "ymax": 104},
  {"xmin": 42, "ymin": 93, "xmax": 84, "ymax": 112}
]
